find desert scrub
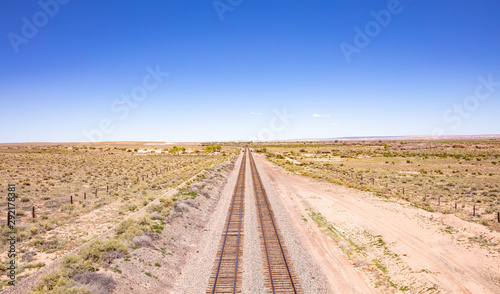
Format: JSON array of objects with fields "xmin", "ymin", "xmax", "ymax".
[
  {"xmin": 78, "ymin": 239, "xmax": 128, "ymax": 264},
  {"xmin": 260, "ymin": 140, "xmax": 500, "ymax": 228},
  {"xmin": 160, "ymin": 197, "xmax": 174, "ymax": 207},
  {"xmin": 147, "ymin": 200, "xmax": 172, "ymax": 218},
  {"xmin": 31, "ymin": 272, "xmax": 91, "ymax": 293},
  {"xmin": 0, "ymin": 143, "xmax": 235, "ymax": 288},
  {"xmin": 115, "ymin": 217, "xmax": 153, "ymax": 241},
  {"xmin": 33, "ymin": 238, "xmax": 126, "ymax": 293},
  {"xmin": 60, "ymin": 254, "xmax": 97, "ymax": 277}
]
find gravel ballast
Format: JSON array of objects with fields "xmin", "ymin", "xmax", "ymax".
[
  {"xmin": 241, "ymin": 154, "xmax": 266, "ymax": 293},
  {"xmin": 174, "ymin": 152, "xmax": 244, "ymax": 293}
]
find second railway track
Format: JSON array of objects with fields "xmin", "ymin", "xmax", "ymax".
[
  {"xmin": 208, "ymin": 148, "xmax": 302, "ymax": 293},
  {"xmin": 249, "ymin": 149, "xmax": 302, "ymax": 294},
  {"xmin": 207, "ymin": 150, "xmax": 246, "ymax": 293}
]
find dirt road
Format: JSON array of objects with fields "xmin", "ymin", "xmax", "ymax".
[{"xmin": 255, "ymin": 153, "xmax": 500, "ymax": 293}]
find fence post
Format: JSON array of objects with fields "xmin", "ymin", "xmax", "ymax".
[
  {"xmin": 403, "ymin": 188, "xmax": 405, "ymax": 195},
  {"xmin": 107, "ymin": 185, "xmax": 109, "ymax": 194},
  {"xmin": 32, "ymin": 206, "xmax": 35, "ymax": 218},
  {"xmin": 95, "ymin": 189, "xmax": 98, "ymax": 198},
  {"xmin": 70, "ymin": 195, "xmax": 73, "ymax": 205},
  {"xmin": 84, "ymin": 192, "xmax": 86, "ymax": 200},
  {"xmin": 497, "ymin": 211, "xmax": 499, "ymax": 223},
  {"xmin": 473, "ymin": 205, "xmax": 476, "ymax": 216}
]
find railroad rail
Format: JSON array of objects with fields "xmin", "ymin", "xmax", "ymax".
[
  {"xmin": 207, "ymin": 149, "xmax": 301, "ymax": 293},
  {"xmin": 207, "ymin": 150, "xmax": 247, "ymax": 293},
  {"xmin": 248, "ymin": 149, "xmax": 302, "ymax": 294}
]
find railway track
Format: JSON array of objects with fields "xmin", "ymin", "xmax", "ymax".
[
  {"xmin": 208, "ymin": 149, "xmax": 301, "ymax": 293},
  {"xmin": 207, "ymin": 150, "xmax": 246, "ymax": 293},
  {"xmin": 249, "ymin": 149, "xmax": 302, "ymax": 294}
]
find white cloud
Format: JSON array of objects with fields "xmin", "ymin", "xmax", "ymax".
[
  {"xmin": 312, "ymin": 113, "xmax": 330, "ymax": 117},
  {"xmin": 117, "ymin": 101, "xmax": 125, "ymax": 105},
  {"xmin": 250, "ymin": 112, "xmax": 263, "ymax": 115}
]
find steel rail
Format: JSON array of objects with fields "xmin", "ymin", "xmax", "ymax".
[
  {"xmin": 210, "ymin": 150, "xmax": 246, "ymax": 293},
  {"xmin": 248, "ymin": 149, "xmax": 298, "ymax": 293}
]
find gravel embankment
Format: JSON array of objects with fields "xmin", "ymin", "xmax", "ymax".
[{"xmin": 174, "ymin": 152, "xmax": 244, "ymax": 293}]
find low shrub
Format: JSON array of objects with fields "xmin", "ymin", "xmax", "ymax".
[
  {"xmin": 73, "ymin": 272, "xmax": 116, "ymax": 294},
  {"xmin": 33, "ymin": 272, "xmax": 90, "ymax": 294},
  {"xmin": 78, "ymin": 239, "xmax": 127, "ymax": 264},
  {"xmin": 132, "ymin": 234, "xmax": 153, "ymax": 248},
  {"xmin": 60, "ymin": 254, "xmax": 97, "ymax": 277}
]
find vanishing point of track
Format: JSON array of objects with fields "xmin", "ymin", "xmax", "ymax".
[{"xmin": 208, "ymin": 148, "xmax": 301, "ymax": 293}]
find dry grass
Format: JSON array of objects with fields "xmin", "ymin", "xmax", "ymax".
[
  {"xmin": 0, "ymin": 142, "xmax": 235, "ymax": 289},
  {"xmin": 256, "ymin": 139, "xmax": 500, "ymax": 230},
  {"xmin": 73, "ymin": 272, "xmax": 116, "ymax": 294}
]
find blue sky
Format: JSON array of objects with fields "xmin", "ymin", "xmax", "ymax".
[{"xmin": 1, "ymin": 0, "xmax": 499, "ymax": 142}]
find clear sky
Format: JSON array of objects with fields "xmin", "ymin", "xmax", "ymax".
[{"xmin": 1, "ymin": 0, "xmax": 499, "ymax": 143}]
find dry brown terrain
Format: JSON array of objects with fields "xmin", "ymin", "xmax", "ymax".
[
  {"xmin": 258, "ymin": 139, "xmax": 500, "ymax": 230},
  {"xmin": 255, "ymin": 152, "xmax": 500, "ymax": 293},
  {"xmin": 3, "ymin": 140, "xmax": 500, "ymax": 293},
  {"xmin": 0, "ymin": 142, "xmax": 234, "ymax": 291}
]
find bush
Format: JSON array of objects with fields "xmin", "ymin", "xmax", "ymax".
[
  {"xmin": 60, "ymin": 254, "xmax": 97, "ymax": 277},
  {"xmin": 73, "ymin": 272, "xmax": 116, "ymax": 294},
  {"xmin": 33, "ymin": 272, "xmax": 90, "ymax": 293},
  {"xmin": 30, "ymin": 226, "xmax": 39, "ymax": 235},
  {"xmin": 135, "ymin": 216, "xmax": 151, "ymax": 226},
  {"xmin": 21, "ymin": 250, "xmax": 37, "ymax": 262},
  {"xmin": 132, "ymin": 234, "xmax": 154, "ymax": 248},
  {"xmin": 148, "ymin": 203, "xmax": 168, "ymax": 216},
  {"xmin": 78, "ymin": 243, "xmax": 104, "ymax": 263},
  {"xmin": 103, "ymin": 250, "xmax": 125, "ymax": 265},
  {"xmin": 205, "ymin": 145, "xmax": 221, "ymax": 153},
  {"xmin": 103, "ymin": 239, "xmax": 128, "ymax": 254},
  {"xmin": 116, "ymin": 219, "xmax": 134, "ymax": 235},
  {"xmin": 35, "ymin": 272, "xmax": 63, "ymax": 291},
  {"xmin": 148, "ymin": 212, "xmax": 162, "ymax": 220},
  {"xmin": 160, "ymin": 197, "xmax": 174, "ymax": 207},
  {"xmin": 78, "ymin": 239, "xmax": 127, "ymax": 264}
]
